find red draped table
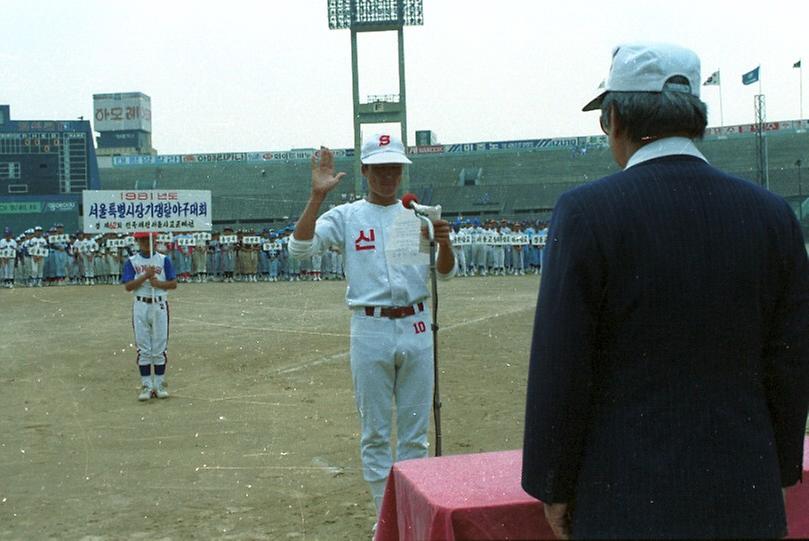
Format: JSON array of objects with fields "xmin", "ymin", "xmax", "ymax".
[{"xmin": 375, "ymin": 437, "xmax": 809, "ymax": 541}]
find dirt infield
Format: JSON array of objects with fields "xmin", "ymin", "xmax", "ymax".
[{"xmin": 0, "ymin": 276, "xmax": 539, "ymax": 540}]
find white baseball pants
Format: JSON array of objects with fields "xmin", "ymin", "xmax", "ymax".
[
  {"xmin": 133, "ymin": 299, "xmax": 169, "ymax": 367},
  {"xmin": 349, "ymin": 305, "xmax": 434, "ymax": 514}
]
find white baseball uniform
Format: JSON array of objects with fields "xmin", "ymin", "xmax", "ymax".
[
  {"xmin": 25, "ymin": 236, "xmax": 48, "ymax": 286},
  {"xmin": 289, "ymin": 198, "xmax": 455, "ymax": 513},
  {"xmin": 122, "ymin": 252, "xmax": 176, "ymax": 390},
  {"xmin": 0, "ymin": 237, "xmax": 17, "ymax": 286},
  {"xmin": 76, "ymin": 237, "xmax": 99, "ymax": 282}
]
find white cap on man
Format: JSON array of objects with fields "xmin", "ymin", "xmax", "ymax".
[
  {"xmin": 582, "ymin": 42, "xmax": 701, "ymax": 111},
  {"xmin": 360, "ymin": 133, "xmax": 412, "ymax": 165}
]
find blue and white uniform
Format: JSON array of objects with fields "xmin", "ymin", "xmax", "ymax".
[{"xmin": 122, "ymin": 251, "xmax": 176, "ymax": 396}]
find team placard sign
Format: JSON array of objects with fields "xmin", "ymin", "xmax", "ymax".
[
  {"xmin": 454, "ymin": 234, "xmax": 472, "ymax": 246},
  {"xmin": 78, "ymin": 242, "xmax": 97, "ymax": 254},
  {"xmin": 242, "ymin": 236, "xmax": 261, "ymax": 245},
  {"xmin": 220, "ymin": 235, "xmax": 238, "ymax": 244},
  {"xmin": 193, "ymin": 232, "xmax": 212, "ymax": 242},
  {"xmin": 0, "ymin": 247, "xmax": 16, "ymax": 258},
  {"xmin": 509, "ymin": 234, "xmax": 529, "ymax": 245},
  {"xmin": 176, "ymin": 237, "xmax": 196, "ymax": 247},
  {"xmin": 453, "ymin": 233, "xmax": 546, "ymax": 246},
  {"xmin": 82, "ymin": 189, "xmax": 212, "ymax": 234},
  {"xmin": 48, "ymin": 234, "xmax": 70, "ymax": 244},
  {"xmin": 106, "ymin": 239, "xmax": 127, "ymax": 248},
  {"xmin": 262, "ymin": 241, "xmax": 283, "ymax": 251},
  {"xmin": 28, "ymin": 246, "xmax": 48, "ymax": 257}
]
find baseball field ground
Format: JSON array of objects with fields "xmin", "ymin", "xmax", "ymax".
[{"xmin": 0, "ymin": 275, "xmax": 539, "ymax": 540}]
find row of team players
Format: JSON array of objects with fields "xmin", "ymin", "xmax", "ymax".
[
  {"xmin": 0, "ymin": 222, "xmax": 549, "ymax": 287},
  {"xmin": 0, "ymin": 225, "xmax": 345, "ymax": 287}
]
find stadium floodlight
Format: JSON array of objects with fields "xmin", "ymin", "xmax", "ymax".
[
  {"xmin": 328, "ymin": 0, "xmax": 421, "ymax": 196},
  {"xmin": 327, "ymin": 0, "xmax": 424, "ymax": 29}
]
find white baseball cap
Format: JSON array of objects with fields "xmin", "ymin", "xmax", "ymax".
[
  {"xmin": 582, "ymin": 42, "xmax": 701, "ymax": 111},
  {"xmin": 360, "ymin": 133, "xmax": 412, "ymax": 165}
]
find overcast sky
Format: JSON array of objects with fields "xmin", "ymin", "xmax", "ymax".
[{"xmin": 4, "ymin": 0, "xmax": 808, "ymax": 154}]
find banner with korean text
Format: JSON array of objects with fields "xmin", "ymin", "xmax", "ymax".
[{"xmin": 82, "ymin": 190, "xmax": 212, "ymax": 234}]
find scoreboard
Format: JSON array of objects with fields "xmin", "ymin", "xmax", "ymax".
[{"xmin": 0, "ymin": 122, "xmax": 95, "ymax": 195}]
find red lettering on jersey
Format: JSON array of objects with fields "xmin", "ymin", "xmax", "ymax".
[
  {"xmin": 135, "ymin": 264, "xmax": 163, "ymax": 276},
  {"xmin": 354, "ymin": 229, "xmax": 376, "ymax": 251},
  {"xmin": 379, "ymin": 135, "xmax": 390, "ymax": 146}
]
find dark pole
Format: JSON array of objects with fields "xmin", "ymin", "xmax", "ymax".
[
  {"xmin": 429, "ymin": 236, "xmax": 442, "ymax": 457},
  {"xmin": 798, "ymin": 159, "xmax": 803, "ymax": 223},
  {"xmin": 413, "ymin": 212, "xmax": 442, "ymax": 456}
]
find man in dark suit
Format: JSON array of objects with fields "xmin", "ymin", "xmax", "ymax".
[{"xmin": 522, "ymin": 42, "xmax": 809, "ymax": 539}]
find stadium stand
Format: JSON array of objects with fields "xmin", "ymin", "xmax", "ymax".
[{"xmin": 98, "ymin": 122, "xmax": 809, "ymax": 229}]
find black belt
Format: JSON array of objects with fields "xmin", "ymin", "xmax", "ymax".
[
  {"xmin": 364, "ymin": 302, "xmax": 425, "ymax": 319},
  {"xmin": 136, "ymin": 296, "xmax": 166, "ymax": 304}
]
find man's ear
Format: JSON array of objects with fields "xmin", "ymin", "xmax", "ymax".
[{"xmin": 610, "ymin": 107, "xmax": 623, "ymax": 137}]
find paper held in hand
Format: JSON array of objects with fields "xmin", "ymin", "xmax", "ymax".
[{"xmin": 386, "ymin": 210, "xmax": 428, "ymax": 266}]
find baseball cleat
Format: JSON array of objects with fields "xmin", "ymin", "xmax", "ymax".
[
  {"xmin": 154, "ymin": 382, "xmax": 169, "ymax": 399},
  {"xmin": 138, "ymin": 385, "xmax": 153, "ymax": 401}
]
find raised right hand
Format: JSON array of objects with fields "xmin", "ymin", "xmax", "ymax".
[{"xmin": 311, "ymin": 147, "xmax": 347, "ymax": 196}]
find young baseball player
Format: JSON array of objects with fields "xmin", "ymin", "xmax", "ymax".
[
  {"xmin": 191, "ymin": 233, "xmax": 209, "ymax": 283},
  {"xmin": 122, "ymin": 231, "xmax": 178, "ymax": 401},
  {"xmin": 289, "ymin": 133, "xmax": 456, "ymax": 518},
  {"xmin": 50, "ymin": 224, "xmax": 69, "ymax": 285},
  {"xmin": 0, "ymin": 228, "xmax": 17, "ymax": 288},
  {"xmin": 220, "ymin": 227, "xmax": 236, "ymax": 283},
  {"xmin": 26, "ymin": 226, "xmax": 48, "ymax": 287},
  {"xmin": 208, "ymin": 231, "xmax": 221, "ymax": 282},
  {"xmin": 77, "ymin": 232, "xmax": 98, "ymax": 285}
]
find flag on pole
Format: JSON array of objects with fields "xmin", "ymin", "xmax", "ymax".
[
  {"xmin": 742, "ymin": 66, "xmax": 760, "ymax": 85},
  {"xmin": 703, "ymin": 70, "xmax": 720, "ymax": 86},
  {"xmin": 794, "ymin": 60, "xmax": 802, "ymax": 69}
]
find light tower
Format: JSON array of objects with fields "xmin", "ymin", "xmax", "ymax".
[
  {"xmin": 754, "ymin": 94, "xmax": 769, "ymax": 189},
  {"xmin": 327, "ymin": 0, "xmax": 424, "ymax": 194}
]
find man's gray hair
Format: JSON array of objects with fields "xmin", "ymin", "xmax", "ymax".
[{"xmin": 600, "ymin": 76, "xmax": 708, "ymax": 142}]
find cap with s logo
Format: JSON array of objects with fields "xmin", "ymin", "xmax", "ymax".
[{"xmin": 360, "ymin": 133, "xmax": 412, "ymax": 165}]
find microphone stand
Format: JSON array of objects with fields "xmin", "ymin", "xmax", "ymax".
[{"xmin": 412, "ymin": 211, "xmax": 443, "ymax": 457}]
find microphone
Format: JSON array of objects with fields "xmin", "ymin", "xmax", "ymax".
[{"xmin": 402, "ymin": 193, "xmax": 442, "ymax": 220}]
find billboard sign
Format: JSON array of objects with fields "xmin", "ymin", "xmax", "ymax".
[{"xmin": 93, "ymin": 92, "xmax": 152, "ymax": 133}]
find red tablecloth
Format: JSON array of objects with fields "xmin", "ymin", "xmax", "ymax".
[
  {"xmin": 376, "ymin": 437, "xmax": 809, "ymax": 541},
  {"xmin": 375, "ymin": 450, "xmax": 552, "ymax": 541}
]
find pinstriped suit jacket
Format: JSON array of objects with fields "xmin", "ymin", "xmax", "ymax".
[{"xmin": 522, "ymin": 155, "xmax": 809, "ymax": 538}]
